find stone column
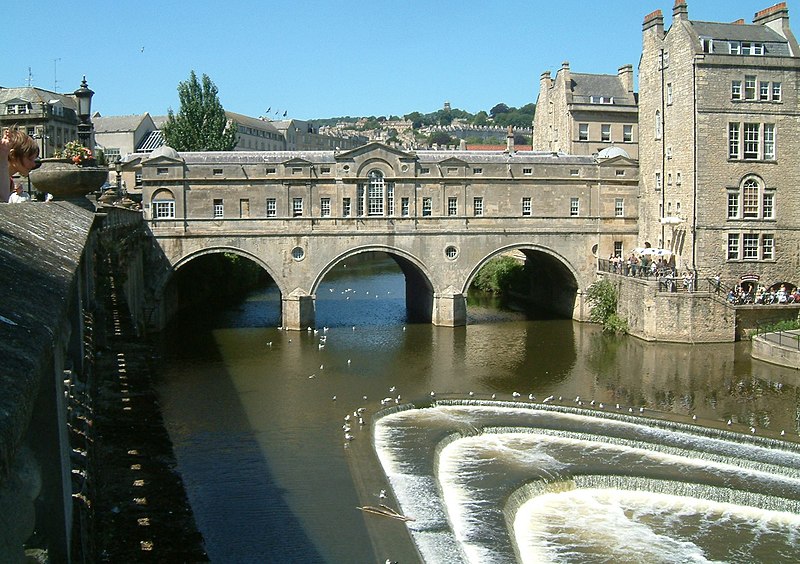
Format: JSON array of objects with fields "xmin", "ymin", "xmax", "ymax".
[
  {"xmin": 432, "ymin": 288, "xmax": 466, "ymax": 327},
  {"xmin": 282, "ymin": 289, "xmax": 316, "ymax": 330}
]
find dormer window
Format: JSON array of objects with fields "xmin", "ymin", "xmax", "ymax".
[
  {"xmin": 742, "ymin": 42, "xmax": 764, "ymax": 56},
  {"xmin": 700, "ymin": 37, "xmax": 713, "ymax": 53}
]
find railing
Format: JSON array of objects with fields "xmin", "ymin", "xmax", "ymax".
[{"xmin": 754, "ymin": 320, "xmax": 800, "ymax": 351}]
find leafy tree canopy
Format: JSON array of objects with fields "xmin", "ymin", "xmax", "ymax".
[{"xmin": 162, "ymin": 71, "xmax": 237, "ymax": 151}]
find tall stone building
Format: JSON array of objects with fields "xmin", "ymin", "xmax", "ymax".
[
  {"xmin": 532, "ymin": 62, "xmax": 639, "ymax": 159},
  {"xmin": 639, "ymin": 1, "xmax": 800, "ymax": 287}
]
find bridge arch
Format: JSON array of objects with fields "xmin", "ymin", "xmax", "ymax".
[
  {"xmin": 464, "ymin": 243, "xmax": 582, "ymax": 318},
  {"xmin": 171, "ymin": 246, "xmax": 288, "ymax": 296},
  {"xmin": 312, "ymin": 245, "xmax": 436, "ymax": 323}
]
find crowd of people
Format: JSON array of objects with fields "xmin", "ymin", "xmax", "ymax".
[
  {"xmin": 607, "ymin": 252, "xmax": 676, "ymax": 280},
  {"xmin": 727, "ymin": 283, "xmax": 800, "ymax": 305}
]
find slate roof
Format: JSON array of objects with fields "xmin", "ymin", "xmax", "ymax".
[
  {"xmin": 0, "ymin": 87, "xmax": 76, "ymax": 109},
  {"xmin": 689, "ymin": 21, "xmax": 791, "ymax": 56},
  {"xmin": 93, "ymin": 114, "xmax": 149, "ymax": 133},
  {"xmin": 0, "ymin": 202, "xmax": 94, "ymax": 480},
  {"xmin": 570, "ymin": 73, "xmax": 636, "ymax": 105},
  {"xmin": 226, "ymin": 111, "xmax": 280, "ymax": 134}
]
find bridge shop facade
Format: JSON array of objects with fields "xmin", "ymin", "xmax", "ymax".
[{"xmin": 138, "ymin": 143, "xmax": 639, "ymax": 330}]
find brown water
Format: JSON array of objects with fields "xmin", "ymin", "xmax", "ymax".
[{"xmin": 155, "ymin": 254, "xmax": 799, "ymax": 563}]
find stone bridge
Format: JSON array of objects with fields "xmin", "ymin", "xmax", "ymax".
[
  {"xmin": 134, "ymin": 143, "xmax": 640, "ymax": 329},
  {"xmin": 147, "ymin": 216, "xmax": 617, "ymax": 330}
]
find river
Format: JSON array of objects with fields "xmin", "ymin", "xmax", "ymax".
[{"xmin": 155, "ymin": 252, "xmax": 800, "ymax": 563}]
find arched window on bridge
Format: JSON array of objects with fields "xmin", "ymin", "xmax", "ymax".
[
  {"xmin": 357, "ymin": 170, "xmax": 395, "ymax": 216},
  {"xmin": 151, "ymin": 188, "xmax": 176, "ymax": 219}
]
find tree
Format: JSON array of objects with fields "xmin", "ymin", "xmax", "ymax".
[
  {"xmin": 428, "ymin": 131, "xmax": 454, "ymax": 146},
  {"xmin": 162, "ymin": 71, "xmax": 237, "ymax": 151},
  {"xmin": 490, "ymin": 103, "xmax": 510, "ymax": 118}
]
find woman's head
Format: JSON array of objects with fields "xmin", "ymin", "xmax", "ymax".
[{"xmin": 5, "ymin": 128, "xmax": 39, "ymax": 176}]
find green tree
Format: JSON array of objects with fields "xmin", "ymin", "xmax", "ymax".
[
  {"xmin": 428, "ymin": 131, "xmax": 454, "ymax": 146},
  {"xmin": 490, "ymin": 103, "xmax": 510, "ymax": 118},
  {"xmin": 162, "ymin": 71, "xmax": 237, "ymax": 151}
]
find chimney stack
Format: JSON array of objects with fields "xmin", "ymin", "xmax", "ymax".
[
  {"xmin": 618, "ymin": 64, "xmax": 634, "ymax": 94},
  {"xmin": 673, "ymin": 0, "xmax": 689, "ymax": 21},
  {"xmin": 643, "ymin": 9, "xmax": 664, "ymax": 35}
]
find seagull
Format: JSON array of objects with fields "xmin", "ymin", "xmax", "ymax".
[
  {"xmin": 389, "ymin": 386, "xmax": 396, "ymax": 393},
  {"xmin": 266, "ymin": 341, "xmax": 272, "ymax": 347},
  {"xmin": 347, "ymin": 359, "xmax": 352, "ymax": 365},
  {"xmin": 750, "ymin": 427, "xmax": 756, "ymax": 434},
  {"xmin": 379, "ymin": 489, "xmax": 387, "ymax": 499},
  {"xmin": 430, "ymin": 391, "xmax": 435, "ymax": 397},
  {"xmin": 344, "ymin": 433, "xmax": 354, "ymax": 441},
  {"xmin": 318, "ymin": 343, "xmax": 325, "ymax": 349},
  {"xmin": 512, "ymin": 392, "xmax": 521, "ymax": 398},
  {"xmin": 320, "ymin": 364, "xmax": 324, "ymax": 370},
  {"xmin": 781, "ymin": 430, "xmax": 786, "ymax": 436},
  {"xmin": 469, "ymin": 391, "xmax": 475, "ymax": 397},
  {"xmin": 598, "ymin": 403, "xmax": 604, "ymax": 409},
  {"xmin": 543, "ymin": 395, "xmax": 553, "ymax": 403},
  {"xmin": 308, "ymin": 374, "xmax": 316, "ymax": 379},
  {"xmin": 692, "ymin": 414, "xmax": 697, "ymax": 421},
  {"xmin": 727, "ymin": 419, "xmax": 733, "ymax": 426},
  {"xmin": 332, "ymin": 396, "xmax": 337, "ymax": 401},
  {"xmin": 491, "ymin": 393, "xmax": 496, "ymax": 399}
]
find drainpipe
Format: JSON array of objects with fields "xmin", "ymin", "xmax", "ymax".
[
  {"xmin": 692, "ymin": 56, "xmax": 699, "ymax": 279},
  {"xmin": 660, "ymin": 48, "xmax": 666, "ymax": 249}
]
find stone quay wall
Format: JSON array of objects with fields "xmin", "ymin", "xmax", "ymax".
[{"xmin": 606, "ymin": 272, "xmax": 800, "ymax": 343}]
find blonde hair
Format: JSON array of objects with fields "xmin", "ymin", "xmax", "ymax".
[{"xmin": 5, "ymin": 127, "xmax": 39, "ymax": 163}]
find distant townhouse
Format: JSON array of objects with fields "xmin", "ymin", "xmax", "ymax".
[
  {"xmin": 272, "ymin": 119, "xmax": 366, "ymax": 151},
  {"xmin": 93, "ymin": 113, "xmax": 160, "ymax": 163},
  {"xmin": 0, "ymin": 86, "xmax": 82, "ymax": 158},
  {"xmin": 639, "ymin": 1, "xmax": 800, "ymax": 289},
  {"xmin": 532, "ymin": 62, "xmax": 639, "ymax": 159}
]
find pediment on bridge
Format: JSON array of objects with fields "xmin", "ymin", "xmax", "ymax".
[
  {"xmin": 143, "ymin": 153, "xmax": 184, "ymax": 165},
  {"xmin": 597, "ymin": 155, "xmax": 637, "ymax": 167},
  {"xmin": 282, "ymin": 156, "xmax": 313, "ymax": 167},
  {"xmin": 437, "ymin": 156, "xmax": 469, "ymax": 167},
  {"xmin": 335, "ymin": 142, "xmax": 415, "ymax": 162}
]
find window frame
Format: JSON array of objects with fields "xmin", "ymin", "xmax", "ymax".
[
  {"xmin": 570, "ymin": 197, "xmax": 579, "ymax": 217},
  {"xmin": 153, "ymin": 200, "xmax": 175, "ymax": 219}
]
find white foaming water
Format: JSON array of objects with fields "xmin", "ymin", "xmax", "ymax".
[
  {"xmin": 373, "ymin": 403, "xmax": 800, "ymax": 563},
  {"xmin": 515, "ymin": 489, "xmax": 800, "ymax": 564}
]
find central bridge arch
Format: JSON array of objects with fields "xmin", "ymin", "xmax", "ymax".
[{"xmin": 312, "ymin": 246, "xmax": 436, "ymax": 323}]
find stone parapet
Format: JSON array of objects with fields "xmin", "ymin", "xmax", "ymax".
[{"xmin": 0, "ymin": 202, "xmax": 96, "ymax": 562}]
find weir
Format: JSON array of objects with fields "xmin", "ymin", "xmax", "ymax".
[{"xmin": 373, "ymin": 400, "xmax": 800, "ymax": 563}]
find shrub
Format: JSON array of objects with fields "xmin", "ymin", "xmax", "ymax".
[{"xmin": 586, "ymin": 279, "xmax": 628, "ymax": 334}]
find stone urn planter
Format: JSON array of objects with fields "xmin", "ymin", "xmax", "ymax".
[{"xmin": 28, "ymin": 158, "xmax": 109, "ymax": 200}]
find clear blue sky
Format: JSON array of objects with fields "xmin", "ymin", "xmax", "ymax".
[{"xmin": 3, "ymin": 1, "xmax": 786, "ymax": 120}]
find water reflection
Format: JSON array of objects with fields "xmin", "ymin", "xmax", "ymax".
[{"xmin": 155, "ymin": 253, "xmax": 800, "ymax": 562}]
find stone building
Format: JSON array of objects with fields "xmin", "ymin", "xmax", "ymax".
[
  {"xmin": 93, "ymin": 113, "xmax": 160, "ymax": 163},
  {"xmin": 138, "ymin": 142, "xmax": 638, "ymax": 264},
  {"xmin": 532, "ymin": 62, "xmax": 639, "ymax": 159},
  {"xmin": 639, "ymin": 1, "xmax": 800, "ymax": 290},
  {"xmin": 228, "ymin": 111, "xmax": 285, "ymax": 151},
  {"xmin": 0, "ymin": 86, "xmax": 82, "ymax": 158},
  {"xmin": 272, "ymin": 118, "xmax": 366, "ymax": 151}
]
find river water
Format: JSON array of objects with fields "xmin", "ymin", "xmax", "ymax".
[{"xmin": 155, "ymin": 253, "xmax": 800, "ymax": 563}]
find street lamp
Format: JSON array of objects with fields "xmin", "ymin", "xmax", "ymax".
[
  {"xmin": 74, "ymin": 76, "xmax": 94, "ymax": 147},
  {"xmin": 115, "ymin": 159, "xmax": 123, "ymax": 198}
]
